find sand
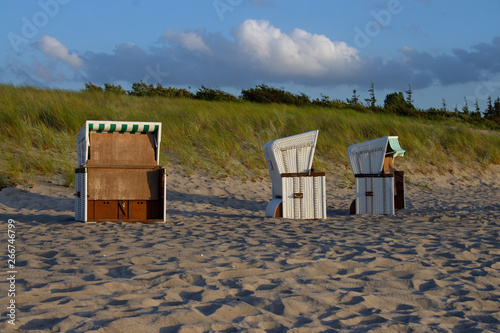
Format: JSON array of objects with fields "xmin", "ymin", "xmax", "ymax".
[{"xmin": 1, "ymin": 166, "xmax": 499, "ymax": 332}]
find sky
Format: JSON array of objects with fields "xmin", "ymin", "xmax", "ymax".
[{"xmin": 1, "ymin": 0, "xmax": 500, "ymax": 111}]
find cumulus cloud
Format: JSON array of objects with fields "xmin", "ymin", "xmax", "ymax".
[
  {"xmin": 162, "ymin": 30, "xmax": 211, "ymax": 53},
  {"xmin": 235, "ymin": 19, "xmax": 360, "ymax": 77},
  {"xmin": 37, "ymin": 35, "xmax": 84, "ymax": 68}
]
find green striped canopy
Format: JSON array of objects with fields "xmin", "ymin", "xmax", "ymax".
[
  {"xmin": 388, "ymin": 137, "xmax": 406, "ymax": 157},
  {"xmin": 88, "ymin": 122, "xmax": 160, "ymax": 135}
]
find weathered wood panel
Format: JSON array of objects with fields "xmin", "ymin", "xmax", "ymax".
[
  {"xmin": 88, "ymin": 168, "xmax": 160, "ymax": 200},
  {"xmin": 88, "ymin": 133, "xmax": 156, "ymax": 165}
]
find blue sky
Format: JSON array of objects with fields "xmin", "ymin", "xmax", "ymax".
[{"xmin": 1, "ymin": 0, "xmax": 500, "ymax": 110}]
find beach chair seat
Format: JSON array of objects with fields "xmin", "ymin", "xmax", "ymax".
[
  {"xmin": 75, "ymin": 121, "xmax": 166, "ymax": 222},
  {"xmin": 347, "ymin": 136, "xmax": 406, "ymax": 215},
  {"xmin": 263, "ymin": 130, "xmax": 326, "ymax": 219}
]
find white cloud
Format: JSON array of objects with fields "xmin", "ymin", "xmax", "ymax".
[
  {"xmin": 37, "ymin": 35, "xmax": 84, "ymax": 68},
  {"xmin": 234, "ymin": 19, "xmax": 360, "ymax": 76},
  {"xmin": 162, "ymin": 30, "xmax": 210, "ymax": 53}
]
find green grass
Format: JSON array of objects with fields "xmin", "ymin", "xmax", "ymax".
[{"xmin": 1, "ymin": 84, "xmax": 499, "ymax": 189}]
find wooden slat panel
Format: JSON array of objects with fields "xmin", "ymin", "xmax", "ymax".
[
  {"xmin": 88, "ymin": 133, "xmax": 156, "ymax": 165},
  {"xmin": 129, "ymin": 201, "xmax": 148, "ymax": 220},
  {"xmin": 94, "ymin": 200, "xmax": 118, "ymax": 220},
  {"xmin": 88, "ymin": 200, "xmax": 164, "ymax": 221},
  {"xmin": 87, "ymin": 200, "xmax": 95, "ymax": 220},
  {"xmin": 88, "ymin": 168, "xmax": 160, "ymax": 200}
]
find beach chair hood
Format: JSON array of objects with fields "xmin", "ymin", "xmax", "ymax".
[
  {"xmin": 263, "ymin": 130, "xmax": 318, "ymax": 198},
  {"xmin": 347, "ymin": 136, "xmax": 405, "ymax": 175},
  {"xmin": 77, "ymin": 120, "xmax": 162, "ymax": 167}
]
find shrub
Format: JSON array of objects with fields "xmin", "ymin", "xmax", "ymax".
[
  {"xmin": 128, "ymin": 81, "xmax": 192, "ymax": 98},
  {"xmin": 104, "ymin": 83, "xmax": 127, "ymax": 95},
  {"xmin": 84, "ymin": 82, "xmax": 103, "ymax": 93},
  {"xmin": 241, "ymin": 84, "xmax": 311, "ymax": 106},
  {"xmin": 384, "ymin": 92, "xmax": 417, "ymax": 116},
  {"xmin": 312, "ymin": 94, "xmax": 349, "ymax": 109},
  {"xmin": 194, "ymin": 86, "xmax": 239, "ymax": 102},
  {"xmin": 128, "ymin": 81, "xmax": 153, "ymax": 97}
]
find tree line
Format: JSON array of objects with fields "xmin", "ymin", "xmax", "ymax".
[{"xmin": 84, "ymin": 81, "xmax": 500, "ymax": 128}]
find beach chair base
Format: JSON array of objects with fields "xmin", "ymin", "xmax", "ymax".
[
  {"xmin": 75, "ymin": 166, "xmax": 167, "ymax": 222},
  {"xmin": 349, "ymin": 171, "xmax": 405, "ymax": 215},
  {"xmin": 281, "ymin": 172, "xmax": 326, "ymax": 219}
]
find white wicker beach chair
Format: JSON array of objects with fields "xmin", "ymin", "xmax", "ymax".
[
  {"xmin": 347, "ymin": 136, "xmax": 406, "ymax": 215},
  {"xmin": 75, "ymin": 120, "xmax": 166, "ymax": 222},
  {"xmin": 263, "ymin": 130, "xmax": 326, "ymax": 219}
]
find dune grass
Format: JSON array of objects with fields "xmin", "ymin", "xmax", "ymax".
[{"xmin": 0, "ymin": 84, "xmax": 499, "ymax": 189}]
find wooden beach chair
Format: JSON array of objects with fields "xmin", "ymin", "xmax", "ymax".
[
  {"xmin": 347, "ymin": 136, "xmax": 406, "ymax": 215},
  {"xmin": 263, "ymin": 130, "xmax": 326, "ymax": 219},
  {"xmin": 75, "ymin": 121, "xmax": 166, "ymax": 222}
]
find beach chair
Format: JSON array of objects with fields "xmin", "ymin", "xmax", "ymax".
[
  {"xmin": 347, "ymin": 136, "xmax": 406, "ymax": 215},
  {"xmin": 75, "ymin": 121, "xmax": 166, "ymax": 222},
  {"xmin": 263, "ymin": 130, "xmax": 326, "ymax": 219}
]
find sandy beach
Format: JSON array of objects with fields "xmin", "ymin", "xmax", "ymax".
[{"xmin": 1, "ymin": 165, "xmax": 499, "ymax": 332}]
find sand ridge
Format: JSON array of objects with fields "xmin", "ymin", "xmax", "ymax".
[{"xmin": 0, "ymin": 167, "xmax": 499, "ymax": 332}]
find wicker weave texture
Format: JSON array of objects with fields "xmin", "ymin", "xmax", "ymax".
[
  {"xmin": 75, "ymin": 172, "xmax": 86, "ymax": 222},
  {"xmin": 347, "ymin": 136, "xmax": 389, "ymax": 175},
  {"xmin": 355, "ymin": 176, "xmax": 394, "ymax": 214},
  {"xmin": 282, "ymin": 174, "xmax": 326, "ymax": 219},
  {"xmin": 268, "ymin": 130, "xmax": 318, "ymax": 173}
]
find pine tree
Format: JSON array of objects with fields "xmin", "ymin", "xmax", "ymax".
[
  {"xmin": 462, "ymin": 97, "xmax": 469, "ymax": 115},
  {"xmin": 474, "ymin": 98, "xmax": 480, "ymax": 113},
  {"xmin": 405, "ymin": 84, "xmax": 413, "ymax": 106},
  {"xmin": 471, "ymin": 98, "xmax": 482, "ymax": 118},
  {"xmin": 347, "ymin": 89, "xmax": 359, "ymax": 105},
  {"xmin": 485, "ymin": 96, "xmax": 494, "ymax": 118},
  {"xmin": 368, "ymin": 81, "xmax": 376, "ymax": 108},
  {"xmin": 494, "ymin": 97, "xmax": 500, "ymax": 119},
  {"xmin": 442, "ymin": 98, "xmax": 447, "ymax": 111}
]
